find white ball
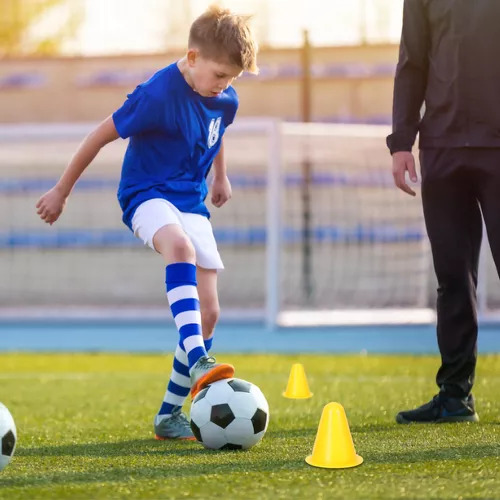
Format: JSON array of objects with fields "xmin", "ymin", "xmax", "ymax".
[
  {"xmin": 190, "ymin": 378, "xmax": 269, "ymax": 450},
  {"xmin": 0, "ymin": 403, "xmax": 16, "ymax": 471}
]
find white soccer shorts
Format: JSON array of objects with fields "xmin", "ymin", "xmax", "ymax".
[{"xmin": 131, "ymin": 198, "xmax": 224, "ymax": 270}]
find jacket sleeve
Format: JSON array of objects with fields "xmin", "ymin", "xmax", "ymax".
[{"xmin": 386, "ymin": 0, "xmax": 429, "ymax": 154}]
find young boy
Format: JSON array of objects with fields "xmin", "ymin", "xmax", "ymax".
[{"xmin": 35, "ymin": 5, "xmax": 258, "ymax": 440}]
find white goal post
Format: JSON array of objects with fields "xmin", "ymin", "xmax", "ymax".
[{"xmin": 258, "ymin": 121, "xmax": 433, "ymax": 328}]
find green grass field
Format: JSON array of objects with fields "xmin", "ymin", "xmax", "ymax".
[{"xmin": 0, "ymin": 353, "xmax": 499, "ymax": 499}]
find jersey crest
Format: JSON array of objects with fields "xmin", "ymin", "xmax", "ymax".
[{"xmin": 207, "ymin": 117, "xmax": 221, "ymax": 148}]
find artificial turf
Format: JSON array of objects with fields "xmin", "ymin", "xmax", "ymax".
[{"xmin": 0, "ymin": 353, "xmax": 499, "ymax": 499}]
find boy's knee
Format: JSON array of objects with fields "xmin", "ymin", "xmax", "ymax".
[
  {"xmin": 155, "ymin": 229, "xmax": 195, "ymax": 262},
  {"xmin": 171, "ymin": 235, "xmax": 195, "ymax": 261}
]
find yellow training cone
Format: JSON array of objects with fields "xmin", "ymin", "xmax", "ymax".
[
  {"xmin": 305, "ymin": 402, "xmax": 363, "ymax": 469},
  {"xmin": 283, "ymin": 363, "xmax": 313, "ymax": 399}
]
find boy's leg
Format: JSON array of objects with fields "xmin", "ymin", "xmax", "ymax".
[
  {"xmin": 154, "ymin": 337, "xmax": 216, "ymax": 440},
  {"xmin": 131, "ymin": 201, "xmax": 231, "ymax": 438},
  {"xmin": 154, "ymin": 225, "xmax": 233, "ymax": 397},
  {"xmin": 154, "ymin": 343, "xmax": 194, "ymax": 440},
  {"xmin": 154, "ymin": 268, "xmax": 218, "ymax": 438},
  {"xmin": 154, "ymin": 224, "xmax": 206, "ymax": 367},
  {"xmin": 152, "ymin": 224, "xmax": 198, "ymax": 439},
  {"xmin": 197, "ymin": 266, "xmax": 220, "ymax": 344},
  {"xmin": 187, "ymin": 267, "xmax": 231, "ymax": 396}
]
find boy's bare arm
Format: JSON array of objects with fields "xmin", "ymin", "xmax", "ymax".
[
  {"xmin": 36, "ymin": 116, "xmax": 119, "ymax": 224},
  {"xmin": 213, "ymin": 138, "xmax": 227, "ymax": 178},
  {"xmin": 211, "ymin": 138, "xmax": 232, "ymax": 208}
]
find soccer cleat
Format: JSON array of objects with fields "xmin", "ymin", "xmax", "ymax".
[
  {"xmin": 189, "ymin": 355, "xmax": 235, "ymax": 398},
  {"xmin": 396, "ymin": 393, "xmax": 479, "ymax": 424},
  {"xmin": 154, "ymin": 408, "xmax": 196, "ymax": 440}
]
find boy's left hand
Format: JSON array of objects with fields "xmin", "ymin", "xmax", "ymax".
[{"xmin": 211, "ymin": 174, "xmax": 232, "ymax": 208}]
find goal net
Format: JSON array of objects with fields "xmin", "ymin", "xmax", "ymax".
[
  {"xmin": 269, "ymin": 122, "xmax": 432, "ymax": 326},
  {"xmin": 1, "ymin": 119, "xmax": 498, "ymax": 325}
]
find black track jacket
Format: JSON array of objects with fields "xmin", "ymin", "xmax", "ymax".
[{"xmin": 387, "ymin": 0, "xmax": 500, "ymax": 154}]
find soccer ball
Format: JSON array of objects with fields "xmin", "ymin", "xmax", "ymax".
[
  {"xmin": 190, "ymin": 378, "xmax": 269, "ymax": 450},
  {"xmin": 0, "ymin": 403, "xmax": 16, "ymax": 471}
]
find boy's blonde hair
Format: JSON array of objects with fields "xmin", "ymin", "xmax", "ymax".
[{"xmin": 189, "ymin": 5, "xmax": 258, "ymax": 74}]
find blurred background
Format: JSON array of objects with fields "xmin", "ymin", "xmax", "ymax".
[
  {"xmin": 1, "ymin": 0, "xmax": 403, "ymax": 123},
  {"xmin": 1, "ymin": 0, "xmax": 499, "ymax": 328}
]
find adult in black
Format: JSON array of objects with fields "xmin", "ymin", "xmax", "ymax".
[{"xmin": 387, "ymin": 0, "xmax": 500, "ymax": 423}]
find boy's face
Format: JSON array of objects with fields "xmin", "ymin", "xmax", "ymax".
[{"xmin": 187, "ymin": 49, "xmax": 242, "ymax": 97}]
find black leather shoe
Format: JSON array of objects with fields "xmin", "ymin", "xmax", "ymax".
[{"xmin": 396, "ymin": 393, "xmax": 479, "ymax": 424}]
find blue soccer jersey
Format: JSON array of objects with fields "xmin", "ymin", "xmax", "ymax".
[{"xmin": 112, "ymin": 62, "xmax": 239, "ymax": 229}]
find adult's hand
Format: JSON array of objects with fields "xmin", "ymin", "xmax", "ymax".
[{"xmin": 392, "ymin": 151, "xmax": 418, "ymax": 196}]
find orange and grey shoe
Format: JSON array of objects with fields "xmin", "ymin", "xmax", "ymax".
[
  {"xmin": 190, "ymin": 355, "xmax": 235, "ymax": 398},
  {"xmin": 154, "ymin": 408, "xmax": 196, "ymax": 441}
]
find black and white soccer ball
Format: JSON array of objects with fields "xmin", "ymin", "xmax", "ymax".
[
  {"xmin": 0, "ymin": 403, "xmax": 16, "ymax": 471},
  {"xmin": 190, "ymin": 378, "xmax": 269, "ymax": 450}
]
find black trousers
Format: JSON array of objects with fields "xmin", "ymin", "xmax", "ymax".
[{"xmin": 420, "ymin": 148, "xmax": 500, "ymax": 398}]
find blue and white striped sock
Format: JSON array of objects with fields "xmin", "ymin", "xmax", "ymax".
[
  {"xmin": 166, "ymin": 263, "xmax": 207, "ymax": 370},
  {"xmin": 156, "ymin": 344, "xmax": 191, "ymax": 419},
  {"xmin": 156, "ymin": 338, "xmax": 214, "ymax": 419},
  {"xmin": 204, "ymin": 337, "xmax": 213, "ymax": 352}
]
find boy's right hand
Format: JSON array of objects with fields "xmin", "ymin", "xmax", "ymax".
[{"xmin": 36, "ymin": 186, "xmax": 67, "ymax": 225}]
